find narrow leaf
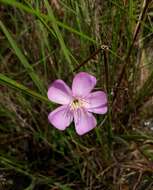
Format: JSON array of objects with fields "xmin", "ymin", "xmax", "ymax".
[
  {"xmin": 0, "ymin": 74, "xmax": 50, "ymax": 104},
  {"xmin": 0, "ymin": 20, "xmax": 45, "ymax": 94}
]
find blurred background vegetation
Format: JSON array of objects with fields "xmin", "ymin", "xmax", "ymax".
[{"xmin": 0, "ymin": 0, "xmax": 153, "ymax": 189}]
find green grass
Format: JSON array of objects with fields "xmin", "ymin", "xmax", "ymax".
[{"xmin": 0, "ymin": 0, "xmax": 153, "ymax": 189}]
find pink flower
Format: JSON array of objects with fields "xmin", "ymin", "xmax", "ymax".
[{"xmin": 47, "ymin": 72, "xmax": 108, "ymax": 135}]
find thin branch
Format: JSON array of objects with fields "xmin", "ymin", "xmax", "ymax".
[
  {"xmin": 132, "ymin": 172, "xmax": 143, "ymax": 190},
  {"xmin": 103, "ymin": 45, "xmax": 109, "ymax": 93},
  {"xmin": 64, "ymin": 47, "xmax": 102, "ymax": 80}
]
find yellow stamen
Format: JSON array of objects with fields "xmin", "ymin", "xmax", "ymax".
[{"xmin": 70, "ymin": 99, "xmax": 84, "ymax": 111}]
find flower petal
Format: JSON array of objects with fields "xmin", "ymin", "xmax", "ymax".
[
  {"xmin": 84, "ymin": 91, "xmax": 108, "ymax": 114},
  {"xmin": 74, "ymin": 109, "xmax": 97, "ymax": 135},
  {"xmin": 47, "ymin": 80, "xmax": 72, "ymax": 104},
  {"xmin": 87, "ymin": 106, "xmax": 108, "ymax": 114},
  {"xmin": 72, "ymin": 72, "xmax": 96, "ymax": 97},
  {"xmin": 48, "ymin": 105, "xmax": 73, "ymax": 130}
]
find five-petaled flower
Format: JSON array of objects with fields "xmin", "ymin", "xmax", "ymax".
[{"xmin": 47, "ymin": 72, "xmax": 108, "ymax": 135}]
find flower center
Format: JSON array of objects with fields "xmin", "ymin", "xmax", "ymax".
[{"xmin": 70, "ymin": 99, "xmax": 84, "ymax": 111}]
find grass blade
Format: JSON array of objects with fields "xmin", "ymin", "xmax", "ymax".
[
  {"xmin": 0, "ymin": 74, "xmax": 50, "ymax": 104},
  {"xmin": 0, "ymin": 20, "xmax": 45, "ymax": 94},
  {"xmin": 44, "ymin": 0, "xmax": 73, "ymax": 71},
  {"xmin": 0, "ymin": 0, "xmax": 96, "ymax": 43}
]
